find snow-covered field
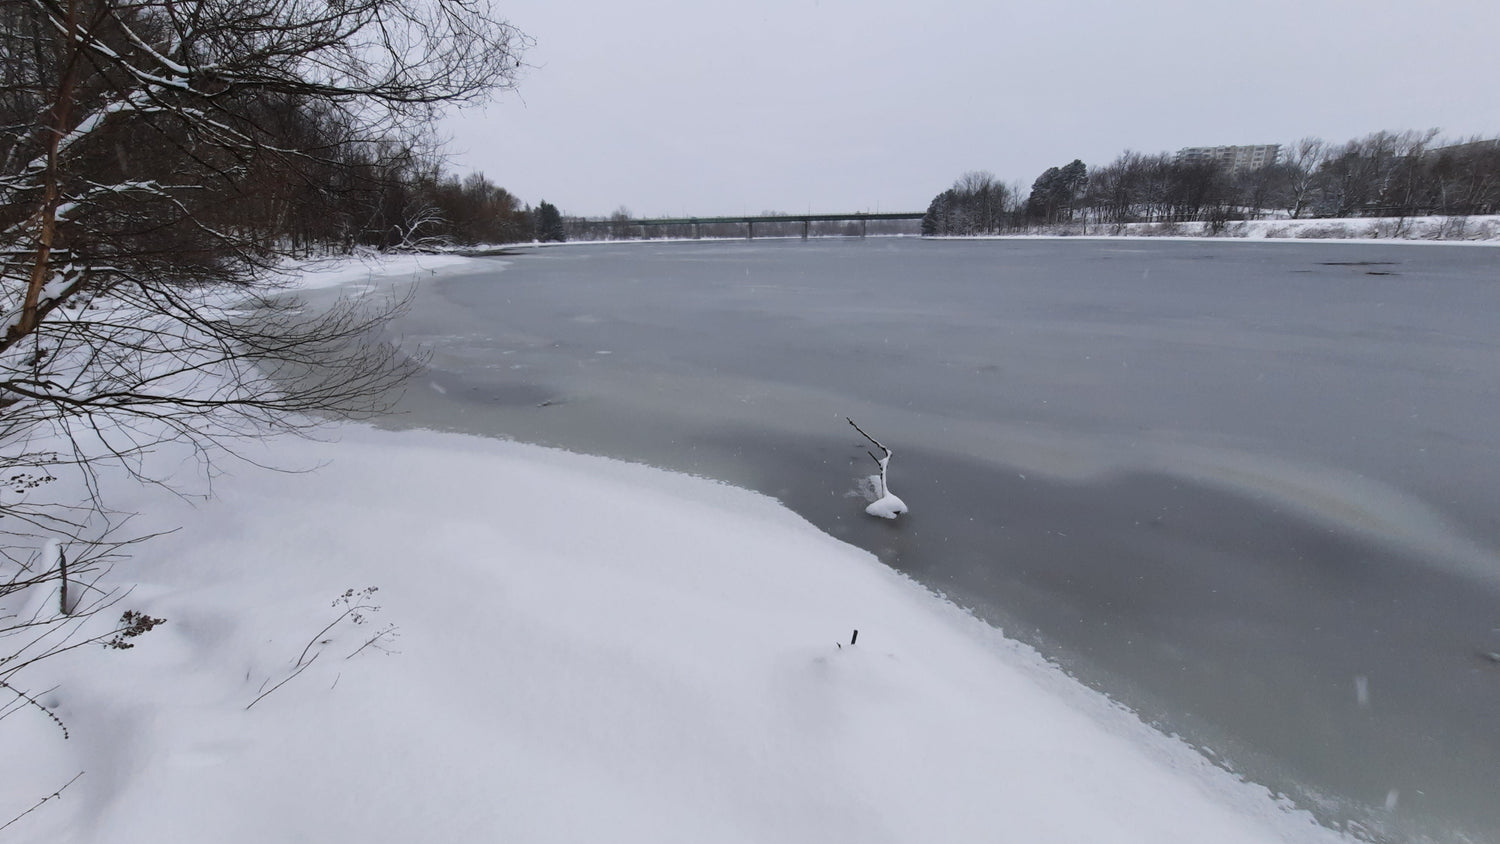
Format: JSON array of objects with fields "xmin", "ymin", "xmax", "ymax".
[{"xmin": 1, "ymin": 256, "xmax": 1353, "ymax": 842}]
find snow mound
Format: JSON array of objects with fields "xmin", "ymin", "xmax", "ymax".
[{"xmin": 865, "ymin": 491, "xmax": 908, "ymax": 519}]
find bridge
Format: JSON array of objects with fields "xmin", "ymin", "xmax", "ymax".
[{"xmin": 579, "ymin": 211, "xmax": 926, "ymax": 240}]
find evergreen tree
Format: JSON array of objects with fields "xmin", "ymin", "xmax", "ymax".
[
  {"xmin": 534, "ymin": 201, "xmax": 567, "ymax": 242},
  {"xmin": 1027, "ymin": 160, "xmax": 1087, "ymax": 224},
  {"xmin": 921, "ymin": 193, "xmax": 947, "ymax": 235}
]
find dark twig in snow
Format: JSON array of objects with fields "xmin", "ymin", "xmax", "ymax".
[
  {"xmin": 0, "ymin": 770, "xmax": 83, "ymax": 833},
  {"xmin": 0, "ymin": 681, "xmax": 67, "ymax": 738},
  {"xmin": 251, "ymin": 587, "xmax": 390, "ymax": 708},
  {"xmin": 296, "ymin": 587, "xmax": 380, "ymax": 667},
  {"xmin": 246, "ymin": 652, "xmax": 319, "ymax": 711},
  {"xmin": 346, "ymin": 623, "xmax": 400, "ymax": 659}
]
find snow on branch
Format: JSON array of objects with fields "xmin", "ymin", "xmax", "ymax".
[{"xmin": 847, "ymin": 417, "xmax": 908, "ymax": 520}]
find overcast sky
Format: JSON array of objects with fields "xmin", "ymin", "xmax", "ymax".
[{"xmin": 442, "ymin": 0, "xmax": 1498, "ymax": 218}]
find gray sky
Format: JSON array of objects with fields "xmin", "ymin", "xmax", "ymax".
[{"xmin": 443, "ymin": 0, "xmax": 1498, "ymax": 218}]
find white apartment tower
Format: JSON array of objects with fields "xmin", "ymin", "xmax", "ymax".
[{"xmin": 1175, "ymin": 144, "xmax": 1281, "ymax": 173}]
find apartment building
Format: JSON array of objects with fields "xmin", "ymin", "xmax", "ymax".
[{"xmin": 1175, "ymin": 144, "xmax": 1281, "ymax": 173}]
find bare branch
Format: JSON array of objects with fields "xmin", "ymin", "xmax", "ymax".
[
  {"xmin": 0, "ymin": 770, "xmax": 84, "ymax": 833},
  {"xmin": 846, "ymin": 415, "xmax": 891, "ymax": 461},
  {"xmin": 846, "ymin": 417, "xmax": 908, "ymax": 520},
  {"xmin": 0, "ymin": 681, "xmax": 68, "ymax": 738},
  {"xmin": 245, "ymin": 651, "xmax": 317, "ymax": 711}
]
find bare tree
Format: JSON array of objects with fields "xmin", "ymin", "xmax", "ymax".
[
  {"xmin": 0, "ymin": 0, "xmax": 527, "ymax": 453},
  {"xmin": 955, "ymin": 171, "xmax": 1009, "ymax": 234},
  {"xmin": 1280, "ymin": 137, "xmax": 1325, "ymax": 219},
  {"xmin": 922, "ymin": 172, "xmax": 1015, "ymax": 236},
  {"xmin": 0, "ymin": 0, "xmax": 526, "ymax": 718},
  {"xmin": 1430, "ymin": 137, "xmax": 1500, "ymax": 218}
]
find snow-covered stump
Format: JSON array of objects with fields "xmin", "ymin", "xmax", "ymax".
[
  {"xmin": 17, "ymin": 539, "xmax": 72, "ymax": 621},
  {"xmin": 847, "ymin": 417, "xmax": 908, "ymax": 519},
  {"xmin": 51, "ymin": 540, "xmax": 67, "ymax": 618}
]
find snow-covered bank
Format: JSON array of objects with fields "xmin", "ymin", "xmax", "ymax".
[
  {"xmin": 938, "ymin": 214, "xmax": 1500, "ymax": 245},
  {"xmin": 285, "ymin": 250, "xmax": 479, "ymax": 290},
  {"xmin": 1, "ymin": 255, "xmax": 1352, "ymax": 842},
  {"xmin": 4, "ymin": 425, "xmax": 1348, "ymax": 843}
]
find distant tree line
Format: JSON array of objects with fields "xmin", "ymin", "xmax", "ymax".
[
  {"xmin": 229, "ymin": 140, "xmax": 565, "ymax": 251},
  {"xmin": 923, "ymin": 130, "xmax": 1500, "ymax": 236},
  {"xmin": 362, "ymin": 167, "xmax": 565, "ymax": 250},
  {"xmin": 294, "ymin": 158, "xmax": 550, "ymax": 252}
]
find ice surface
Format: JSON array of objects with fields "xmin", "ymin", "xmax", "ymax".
[{"xmin": 322, "ymin": 240, "xmax": 1500, "ymax": 837}]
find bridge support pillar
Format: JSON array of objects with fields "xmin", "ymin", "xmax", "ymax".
[
  {"xmin": 747, "ymin": 221, "xmax": 754, "ymax": 240},
  {"xmin": 802, "ymin": 220, "xmax": 809, "ymax": 240},
  {"xmin": 860, "ymin": 219, "xmax": 867, "ymax": 238}
]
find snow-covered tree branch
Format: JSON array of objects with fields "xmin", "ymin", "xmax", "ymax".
[
  {"xmin": 0, "ymin": 0, "xmax": 525, "ymax": 461},
  {"xmin": 0, "ymin": 0, "xmax": 526, "ymax": 720},
  {"xmin": 847, "ymin": 417, "xmax": 907, "ymax": 520}
]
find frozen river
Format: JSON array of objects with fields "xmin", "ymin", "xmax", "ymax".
[{"xmin": 356, "ymin": 238, "xmax": 1500, "ymax": 840}]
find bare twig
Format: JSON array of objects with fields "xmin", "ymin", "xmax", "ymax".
[
  {"xmin": 296, "ymin": 587, "xmax": 379, "ymax": 667},
  {"xmin": 846, "ymin": 416, "xmax": 891, "ymax": 461},
  {"xmin": 346, "ymin": 623, "xmax": 399, "ymax": 660},
  {"xmin": 295, "ymin": 609, "xmax": 358, "ymax": 669},
  {"xmin": 847, "ymin": 415, "xmax": 893, "ymax": 492},
  {"xmin": 252, "ymin": 587, "xmax": 388, "ymax": 707},
  {"xmin": 0, "ymin": 770, "xmax": 84, "ymax": 833},
  {"xmin": 246, "ymin": 652, "xmax": 319, "ymax": 711},
  {"xmin": 0, "ymin": 681, "xmax": 67, "ymax": 738}
]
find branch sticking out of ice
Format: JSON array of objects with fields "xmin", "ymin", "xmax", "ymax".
[{"xmin": 847, "ymin": 417, "xmax": 908, "ymax": 520}]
